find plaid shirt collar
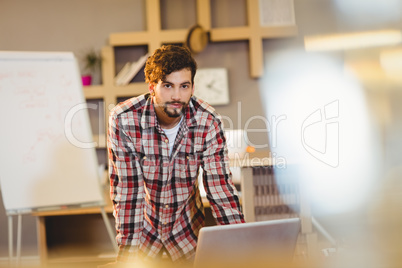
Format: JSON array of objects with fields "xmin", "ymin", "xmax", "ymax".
[{"xmin": 140, "ymin": 94, "xmax": 198, "ymax": 130}]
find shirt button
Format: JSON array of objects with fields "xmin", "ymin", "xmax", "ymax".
[
  {"xmin": 186, "ymin": 156, "xmax": 189, "ymax": 159},
  {"xmin": 165, "ymin": 139, "xmax": 169, "ymax": 143},
  {"xmin": 163, "ymin": 222, "xmax": 167, "ymax": 225},
  {"xmin": 143, "ymin": 156, "xmax": 147, "ymax": 159},
  {"xmin": 165, "ymin": 204, "xmax": 169, "ymax": 208}
]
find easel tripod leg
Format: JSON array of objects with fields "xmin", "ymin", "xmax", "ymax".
[
  {"xmin": 8, "ymin": 215, "xmax": 13, "ymax": 266},
  {"xmin": 16, "ymin": 214, "xmax": 22, "ymax": 266},
  {"xmin": 100, "ymin": 207, "xmax": 118, "ymax": 253}
]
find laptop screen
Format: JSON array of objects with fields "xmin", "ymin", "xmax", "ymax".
[{"xmin": 194, "ymin": 218, "xmax": 300, "ymax": 268}]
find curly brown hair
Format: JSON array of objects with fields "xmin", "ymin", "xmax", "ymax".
[{"xmin": 144, "ymin": 45, "xmax": 197, "ymax": 84}]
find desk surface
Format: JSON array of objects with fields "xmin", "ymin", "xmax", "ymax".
[{"xmin": 229, "ymin": 151, "xmax": 273, "ymax": 167}]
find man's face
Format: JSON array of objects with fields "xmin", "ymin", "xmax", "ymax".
[{"xmin": 151, "ymin": 68, "xmax": 194, "ymax": 118}]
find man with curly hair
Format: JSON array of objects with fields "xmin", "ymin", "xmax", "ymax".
[{"xmin": 106, "ymin": 45, "xmax": 245, "ymax": 266}]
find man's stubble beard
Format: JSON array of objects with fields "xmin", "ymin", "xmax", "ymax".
[{"xmin": 162, "ymin": 101, "xmax": 188, "ymax": 118}]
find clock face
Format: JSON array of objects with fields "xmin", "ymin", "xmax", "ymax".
[{"xmin": 194, "ymin": 68, "xmax": 229, "ymax": 106}]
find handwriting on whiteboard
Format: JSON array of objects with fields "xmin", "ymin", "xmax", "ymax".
[{"xmin": 0, "ymin": 66, "xmax": 84, "ymax": 164}]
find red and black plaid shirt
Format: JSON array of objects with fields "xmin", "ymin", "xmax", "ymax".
[{"xmin": 107, "ymin": 93, "xmax": 245, "ymax": 262}]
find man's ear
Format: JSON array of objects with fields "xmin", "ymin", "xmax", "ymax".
[{"xmin": 149, "ymin": 83, "xmax": 155, "ymax": 94}]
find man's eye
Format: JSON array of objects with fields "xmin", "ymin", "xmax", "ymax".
[
  {"xmin": 164, "ymin": 84, "xmax": 172, "ymax": 88},
  {"xmin": 182, "ymin": 85, "xmax": 188, "ymax": 89}
]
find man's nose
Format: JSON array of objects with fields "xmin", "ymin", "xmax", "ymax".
[{"xmin": 171, "ymin": 87, "xmax": 180, "ymax": 100}]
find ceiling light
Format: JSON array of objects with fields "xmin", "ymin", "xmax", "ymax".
[{"xmin": 304, "ymin": 30, "xmax": 402, "ymax": 51}]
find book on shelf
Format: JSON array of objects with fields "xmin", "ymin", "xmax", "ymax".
[
  {"xmin": 114, "ymin": 53, "xmax": 149, "ymax": 86},
  {"xmin": 114, "ymin": 62, "xmax": 132, "ymax": 86}
]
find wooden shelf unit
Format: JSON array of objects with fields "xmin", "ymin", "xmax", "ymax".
[{"xmin": 83, "ymin": 0, "xmax": 298, "ymax": 130}]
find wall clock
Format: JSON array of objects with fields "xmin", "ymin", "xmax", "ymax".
[{"xmin": 194, "ymin": 68, "xmax": 230, "ymax": 106}]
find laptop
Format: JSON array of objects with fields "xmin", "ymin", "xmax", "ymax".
[{"xmin": 193, "ymin": 218, "xmax": 301, "ymax": 268}]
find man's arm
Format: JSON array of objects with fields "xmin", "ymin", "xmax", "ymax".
[
  {"xmin": 107, "ymin": 112, "xmax": 145, "ymax": 262},
  {"xmin": 201, "ymin": 118, "xmax": 245, "ymax": 225}
]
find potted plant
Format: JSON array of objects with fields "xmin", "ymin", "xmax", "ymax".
[{"xmin": 81, "ymin": 48, "xmax": 102, "ymax": 86}]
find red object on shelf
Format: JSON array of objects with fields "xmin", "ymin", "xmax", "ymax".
[{"xmin": 81, "ymin": 75, "xmax": 92, "ymax": 86}]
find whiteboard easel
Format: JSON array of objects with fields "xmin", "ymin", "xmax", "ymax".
[{"xmin": 0, "ymin": 51, "xmax": 117, "ymax": 264}]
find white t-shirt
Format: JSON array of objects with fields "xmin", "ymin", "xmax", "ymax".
[{"xmin": 162, "ymin": 117, "xmax": 183, "ymax": 156}]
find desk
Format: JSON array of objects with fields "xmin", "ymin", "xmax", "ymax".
[{"xmin": 32, "ymin": 189, "xmax": 114, "ymax": 264}]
